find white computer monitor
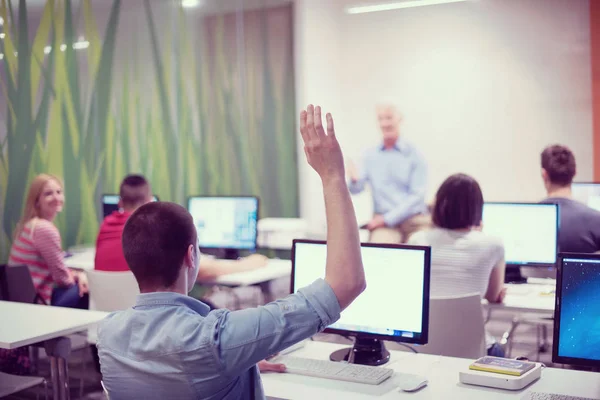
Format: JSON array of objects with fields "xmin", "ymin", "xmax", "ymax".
[
  {"xmin": 291, "ymin": 240, "xmax": 430, "ymax": 365},
  {"xmin": 572, "ymin": 182, "xmax": 600, "ymax": 212},
  {"xmin": 187, "ymin": 196, "xmax": 259, "ymax": 251},
  {"xmin": 101, "ymin": 194, "xmax": 158, "ymax": 218},
  {"xmin": 482, "ymin": 202, "xmax": 559, "ymax": 266}
]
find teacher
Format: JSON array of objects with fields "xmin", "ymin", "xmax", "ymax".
[{"xmin": 348, "ymin": 102, "xmax": 430, "ymax": 243}]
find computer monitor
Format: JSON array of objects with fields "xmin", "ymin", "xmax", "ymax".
[
  {"xmin": 101, "ymin": 194, "xmax": 159, "ymax": 218},
  {"xmin": 291, "ymin": 240, "xmax": 431, "ymax": 366},
  {"xmin": 572, "ymin": 182, "xmax": 600, "ymax": 212},
  {"xmin": 553, "ymin": 253, "xmax": 600, "ymax": 367},
  {"xmin": 482, "ymin": 202, "xmax": 559, "ymax": 283},
  {"xmin": 187, "ymin": 196, "xmax": 259, "ymax": 259}
]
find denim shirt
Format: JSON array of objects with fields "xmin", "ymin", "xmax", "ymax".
[
  {"xmin": 97, "ymin": 279, "xmax": 341, "ymax": 400},
  {"xmin": 349, "ymin": 140, "xmax": 427, "ymax": 226}
]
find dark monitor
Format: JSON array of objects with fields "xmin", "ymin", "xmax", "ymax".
[
  {"xmin": 482, "ymin": 202, "xmax": 559, "ymax": 283},
  {"xmin": 553, "ymin": 253, "xmax": 600, "ymax": 367},
  {"xmin": 187, "ymin": 196, "xmax": 259, "ymax": 258},
  {"xmin": 291, "ymin": 240, "xmax": 431, "ymax": 366},
  {"xmin": 572, "ymin": 182, "xmax": 600, "ymax": 212},
  {"xmin": 101, "ymin": 194, "xmax": 159, "ymax": 218}
]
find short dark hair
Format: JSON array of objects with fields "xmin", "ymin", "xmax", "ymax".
[
  {"xmin": 432, "ymin": 174, "xmax": 484, "ymax": 230},
  {"xmin": 119, "ymin": 174, "xmax": 151, "ymax": 209},
  {"xmin": 122, "ymin": 202, "xmax": 197, "ymax": 288},
  {"xmin": 541, "ymin": 145, "xmax": 576, "ymax": 186}
]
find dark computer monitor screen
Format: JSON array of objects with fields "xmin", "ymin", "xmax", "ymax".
[
  {"xmin": 553, "ymin": 253, "xmax": 600, "ymax": 367},
  {"xmin": 292, "ymin": 240, "xmax": 430, "ymax": 365},
  {"xmin": 101, "ymin": 194, "xmax": 158, "ymax": 218},
  {"xmin": 482, "ymin": 202, "xmax": 559, "ymax": 266},
  {"xmin": 572, "ymin": 182, "xmax": 600, "ymax": 212},
  {"xmin": 187, "ymin": 196, "xmax": 258, "ymax": 250}
]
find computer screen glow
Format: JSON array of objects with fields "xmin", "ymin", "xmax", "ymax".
[
  {"xmin": 572, "ymin": 183, "xmax": 600, "ymax": 212},
  {"xmin": 188, "ymin": 196, "xmax": 258, "ymax": 250},
  {"xmin": 482, "ymin": 203, "xmax": 558, "ymax": 265},
  {"xmin": 292, "ymin": 242, "xmax": 428, "ymax": 339}
]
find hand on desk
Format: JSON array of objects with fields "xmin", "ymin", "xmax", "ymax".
[
  {"xmin": 496, "ymin": 287, "xmax": 507, "ymax": 303},
  {"xmin": 366, "ymin": 215, "xmax": 386, "ymax": 231},
  {"xmin": 258, "ymin": 359, "xmax": 286, "ymax": 373}
]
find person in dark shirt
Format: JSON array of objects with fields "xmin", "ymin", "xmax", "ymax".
[{"xmin": 540, "ymin": 145, "xmax": 600, "ymax": 253}]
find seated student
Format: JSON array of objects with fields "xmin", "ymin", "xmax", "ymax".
[
  {"xmin": 2, "ymin": 174, "xmax": 89, "ymax": 375},
  {"xmin": 408, "ymin": 173, "xmax": 506, "ymax": 356},
  {"xmin": 95, "ymin": 174, "xmax": 268, "ymax": 282},
  {"xmin": 97, "ymin": 105, "xmax": 366, "ymax": 399},
  {"xmin": 9, "ymin": 174, "xmax": 89, "ymax": 307},
  {"xmin": 539, "ymin": 144, "xmax": 600, "ymax": 253}
]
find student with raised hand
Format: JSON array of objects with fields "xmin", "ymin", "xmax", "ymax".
[
  {"xmin": 408, "ymin": 173, "xmax": 507, "ymax": 356},
  {"xmin": 539, "ymin": 144, "xmax": 600, "ymax": 253},
  {"xmin": 97, "ymin": 105, "xmax": 366, "ymax": 400}
]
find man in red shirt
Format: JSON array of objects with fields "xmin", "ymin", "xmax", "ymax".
[{"xmin": 95, "ymin": 175, "xmax": 152, "ymax": 272}]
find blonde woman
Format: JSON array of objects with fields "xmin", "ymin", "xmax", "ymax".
[{"xmin": 8, "ymin": 174, "xmax": 88, "ymax": 308}]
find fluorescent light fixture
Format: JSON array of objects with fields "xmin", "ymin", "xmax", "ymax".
[
  {"xmin": 346, "ymin": 0, "xmax": 468, "ymax": 14},
  {"xmin": 73, "ymin": 40, "xmax": 89, "ymax": 50},
  {"xmin": 0, "ymin": 33, "xmax": 5, "ymax": 39},
  {"xmin": 44, "ymin": 46, "xmax": 52, "ymax": 54},
  {"xmin": 181, "ymin": 0, "xmax": 200, "ymax": 8}
]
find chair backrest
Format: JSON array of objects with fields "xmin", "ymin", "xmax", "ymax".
[
  {"xmin": 86, "ymin": 269, "xmax": 139, "ymax": 312},
  {"xmin": 418, "ymin": 293, "xmax": 486, "ymax": 359},
  {"xmin": 0, "ymin": 265, "xmax": 44, "ymax": 304}
]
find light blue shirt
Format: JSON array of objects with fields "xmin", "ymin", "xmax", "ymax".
[
  {"xmin": 349, "ymin": 140, "xmax": 427, "ymax": 226},
  {"xmin": 97, "ymin": 279, "xmax": 341, "ymax": 400}
]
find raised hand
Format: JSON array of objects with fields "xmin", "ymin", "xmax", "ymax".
[{"xmin": 299, "ymin": 105, "xmax": 344, "ymax": 183}]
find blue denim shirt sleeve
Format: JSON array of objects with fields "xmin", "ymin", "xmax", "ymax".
[
  {"xmin": 210, "ymin": 278, "xmax": 340, "ymax": 377},
  {"xmin": 383, "ymin": 150, "xmax": 427, "ymax": 226}
]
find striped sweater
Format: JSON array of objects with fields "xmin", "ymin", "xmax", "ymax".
[{"xmin": 8, "ymin": 218, "xmax": 74, "ymax": 304}]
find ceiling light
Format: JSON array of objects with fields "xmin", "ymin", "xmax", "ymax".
[
  {"xmin": 60, "ymin": 44, "xmax": 67, "ymax": 51},
  {"xmin": 0, "ymin": 33, "xmax": 5, "ymax": 39},
  {"xmin": 0, "ymin": 53, "xmax": 3, "ymax": 60},
  {"xmin": 0, "ymin": 17, "xmax": 4, "ymax": 26},
  {"xmin": 73, "ymin": 40, "xmax": 89, "ymax": 50},
  {"xmin": 44, "ymin": 46, "xmax": 52, "ymax": 54},
  {"xmin": 181, "ymin": 0, "xmax": 200, "ymax": 8},
  {"xmin": 346, "ymin": 0, "xmax": 469, "ymax": 14}
]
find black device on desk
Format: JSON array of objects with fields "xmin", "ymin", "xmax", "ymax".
[
  {"xmin": 101, "ymin": 194, "xmax": 159, "ymax": 218},
  {"xmin": 291, "ymin": 240, "xmax": 431, "ymax": 366},
  {"xmin": 187, "ymin": 196, "xmax": 259, "ymax": 260},
  {"xmin": 482, "ymin": 202, "xmax": 559, "ymax": 284},
  {"xmin": 553, "ymin": 253, "xmax": 600, "ymax": 368}
]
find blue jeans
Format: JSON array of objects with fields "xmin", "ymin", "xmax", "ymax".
[
  {"xmin": 487, "ymin": 342, "xmax": 506, "ymax": 357},
  {"xmin": 51, "ymin": 284, "xmax": 89, "ymax": 309}
]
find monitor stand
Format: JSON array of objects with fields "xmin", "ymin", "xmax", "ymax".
[
  {"xmin": 329, "ymin": 337, "xmax": 390, "ymax": 366},
  {"xmin": 504, "ymin": 265, "xmax": 527, "ymax": 284},
  {"xmin": 223, "ymin": 249, "xmax": 241, "ymax": 260}
]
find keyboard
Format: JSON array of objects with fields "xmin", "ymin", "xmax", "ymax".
[
  {"xmin": 278, "ymin": 356, "xmax": 393, "ymax": 385},
  {"xmin": 522, "ymin": 392, "xmax": 598, "ymax": 400}
]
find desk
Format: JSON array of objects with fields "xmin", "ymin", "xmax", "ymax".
[
  {"xmin": 485, "ymin": 279, "xmax": 556, "ymax": 314},
  {"xmin": 64, "ymin": 249, "xmax": 95, "ymax": 271},
  {"xmin": 262, "ymin": 341, "xmax": 600, "ymax": 399},
  {"xmin": 0, "ymin": 301, "xmax": 108, "ymax": 399},
  {"xmin": 212, "ymin": 259, "xmax": 291, "ymax": 303}
]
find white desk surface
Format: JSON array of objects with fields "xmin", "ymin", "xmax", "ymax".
[
  {"xmin": 484, "ymin": 280, "xmax": 556, "ymax": 314},
  {"xmin": 0, "ymin": 301, "xmax": 108, "ymax": 349},
  {"xmin": 213, "ymin": 259, "xmax": 291, "ymax": 286},
  {"xmin": 64, "ymin": 249, "xmax": 96, "ymax": 271},
  {"xmin": 263, "ymin": 341, "xmax": 600, "ymax": 399}
]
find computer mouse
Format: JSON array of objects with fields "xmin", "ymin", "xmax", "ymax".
[{"xmin": 398, "ymin": 377, "xmax": 428, "ymax": 392}]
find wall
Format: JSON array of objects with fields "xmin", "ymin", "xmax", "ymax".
[
  {"xmin": 296, "ymin": 0, "xmax": 593, "ymax": 228},
  {"xmin": 0, "ymin": 0, "xmax": 298, "ymax": 261}
]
